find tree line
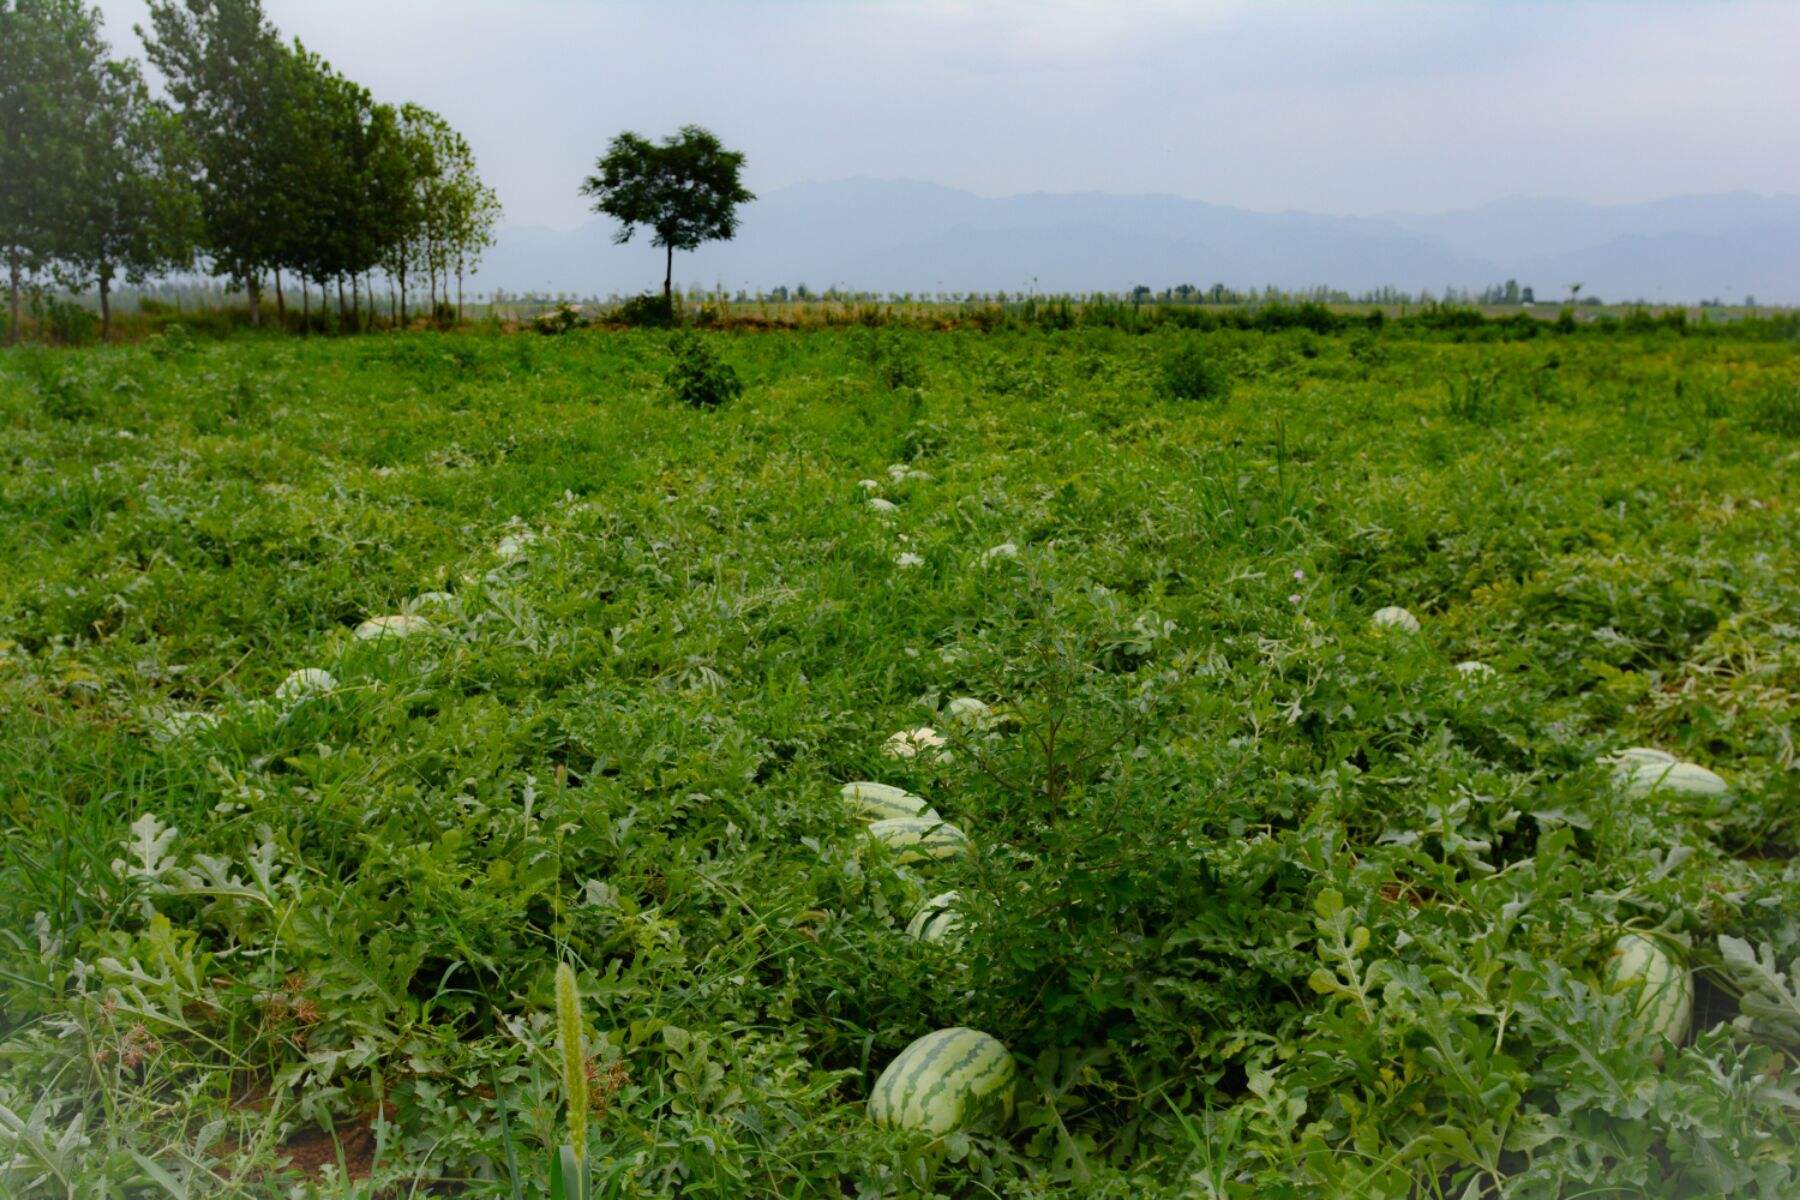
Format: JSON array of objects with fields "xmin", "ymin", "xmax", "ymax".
[{"xmin": 1, "ymin": 0, "xmax": 500, "ymax": 343}]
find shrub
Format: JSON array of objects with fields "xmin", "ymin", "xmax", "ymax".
[
  {"xmin": 1444, "ymin": 368, "xmax": 1507, "ymax": 424},
  {"xmin": 1160, "ymin": 339, "xmax": 1231, "ymax": 402},
  {"xmin": 856, "ymin": 329, "xmax": 926, "ymax": 390},
  {"xmin": 531, "ymin": 301, "xmax": 586, "ymax": 336},
  {"xmin": 616, "ymin": 292, "xmax": 676, "ymax": 328},
  {"xmin": 665, "ymin": 331, "xmax": 742, "ymax": 409},
  {"xmin": 34, "ymin": 295, "xmax": 99, "ymax": 346},
  {"xmin": 1749, "ymin": 379, "xmax": 1800, "ymax": 436},
  {"xmin": 145, "ymin": 322, "xmax": 196, "ymax": 361}
]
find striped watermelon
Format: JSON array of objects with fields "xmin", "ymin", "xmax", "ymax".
[
  {"xmin": 841, "ymin": 782, "xmax": 935, "ymax": 822},
  {"xmin": 354, "ymin": 614, "xmax": 434, "ymax": 641},
  {"xmin": 945, "ymin": 696, "xmax": 995, "ymax": 728},
  {"xmin": 868, "ymin": 817, "xmax": 968, "ymax": 864},
  {"xmin": 275, "ymin": 668, "xmax": 336, "ymax": 701},
  {"xmin": 1614, "ymin": 758, "xmax": 1728, "ymax": 800},
  {"xmin": 1604, "ymin": 933, "xmax": 1692, "ymax": 1050},
  {"xmin": 868, "ymin": 1027, "xmax": 1015, "ymax": 1135},
  {"xmin": 905, "ymin": 891, "xmax": 963, "ymax": 943},
  {"xmin": 1608, "ymin": 746, "xmax": 1677, "ymax": 768},
  {"xmin": 1371, "ymin": 606, "xmax": 1420, "ymax": 634}
]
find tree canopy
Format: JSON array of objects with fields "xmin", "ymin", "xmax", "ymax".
[
  {"xmin": 1, "ymin": 0, "xmax": 500, "ymax": 341},
  {"xmin": 581, "ymin": 125, "xmax": 754, "ymax": 307}
]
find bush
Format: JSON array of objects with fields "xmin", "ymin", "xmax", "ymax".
[
  {"xmin": 530, "ymin": 302, "xmax": 586, "ymax": 336},
  {"xmin": 1749, "ymin": 380, "xmax": 1800, "ymax": 436},
  {"xmin": 33, "ymin": 294, "xmax": 99, "ymax": 346},
  {"xmin": 145, "ymin": 322, "xmax": 196, "ymax": 361},
  {"xmin": 856, "ymin": 329, "xmax": 926, "ymax": 390},
  {"xmin": 665, "ymin": 331, "xmax": 742, "ymax": 409},
  {"xmin": 616, "ymin": 292, "xmax": 676, "ymax": 328},
  {"xmin": 1160, "ymin": 339, "xmax": 1231, "ymax": 402}
]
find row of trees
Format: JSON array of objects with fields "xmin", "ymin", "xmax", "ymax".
[{"xmin": 1, "ymin": 0, "xmax": 500, "ymax": 343}]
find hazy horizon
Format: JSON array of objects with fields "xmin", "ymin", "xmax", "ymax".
[{"xmin": 91, "ymin": 0, "xmax": 1800, "ymax": 233}]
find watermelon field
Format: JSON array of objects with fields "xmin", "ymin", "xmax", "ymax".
[{"xmin": 1, "ymin": 321, "xmax": 1797, "ymax": 1197}]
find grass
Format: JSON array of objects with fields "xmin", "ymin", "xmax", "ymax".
[{"xmin": 1, "ymin": 323, "xmax": 1796, "ymax": 1197}]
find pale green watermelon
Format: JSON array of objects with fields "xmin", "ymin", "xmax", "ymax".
[
  {"xmin": 354, "ymin": 614, "xmax": 434, "ymax": 641},
  {"xmin": 868, "ymin": 1027, "xmax": 1015, "ymax": 1134},
  {"xmin": 841, "ymin": 782, "xmax": 935, "ymax": 822},
  {"xmin": 1608, "ymin": 746, "xmax": 1677, "ymax": 768},
  {"xmin": 1371, "ymin": 606, "xmax": 1420, "ymax": 634},
  {"xmin": 945, "ymin": 696, "xmax": 995, "ymax": 728},
  {"xmin": 1604, "ymin": 933, "xmax": 1692, "ymax": 1048},
  {"xmin": 868, "ymin": 817, "xmax": 968, "ymax": 863},
  {"xmin": 1614, "ymin": 758, "xmax": 1728, "ymax": 800},
  {"xmin": 905, "ymin": 891, "xmax": 963, "ymax": 943},
  {"xmin": 275, "ymin": 668, "xmax": 336, "ymax": 701}
]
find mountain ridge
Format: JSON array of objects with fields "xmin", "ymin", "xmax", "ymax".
[{"xmin": 471, "ymin": 179, "xmax": 1800, "ymax": 303}]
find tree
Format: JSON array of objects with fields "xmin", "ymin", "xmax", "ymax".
[
  {"xmin": 59, "ymin": 56, "xmax": 200, "ymax": 339},
  {"xmin": 0, "ymin": 0, "xmax": 104, "ymax": 344},
  {"xmin": 580, "ymin": 125, "xmax": 753, "ymax": 310},
  {"xmin": 141, "ymin": 0, "xmax": 298, "ymax": 325}
]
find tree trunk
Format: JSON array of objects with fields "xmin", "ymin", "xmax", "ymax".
[
  {"xmin": 456, "ymin": 264, "xmax": 463, "ymax": 323},
  {"xmin": 248, "ymin": 274, "xmax": 262, "ymax": 327},
  {"xmin": 301, "ymin": 277, "xmax": 310, "ymax": 334},
  {"xmin": 337, "ymin": 276, "xmax": 347, "ymax": 324},
  {"xmin": 274, "ymin": 270, "xmax": 286, "ymax": 328},
  {"xmin": 6, "ymin": 247, "xmax": 20, "ymax": 346},
  {"xmin": 398, "ymin": 255, "xmax": 408, "ymax": 325},
  {"xmin": 663, "ymin": 244, "xmax": 673, "ymax": 309},
  {"xmin": 99, "ymin": 272, "xmax": 112, "ymax": 342}
]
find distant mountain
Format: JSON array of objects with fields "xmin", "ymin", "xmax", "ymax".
[{"xmin": 472, "ymin": 180, "xmax": 1800, "ymax": 303}]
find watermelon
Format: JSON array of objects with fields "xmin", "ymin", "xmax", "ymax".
[
  {"xmin": 1614, "ymin": 759, "xmax": 1728, "ymax": 800},
  {"xmin": 354, "ymin": 614, "xmax": 434, "ymax": 641},
  {"xmin": 842, "ymin": 782, "xmax": 936, "ymax": 822},
  {"xmin": 1604, "ymin": 933, "xmax": 1692, "ymax": 1049},
  {"xmin": 1454, "ymin": 660, "xmax": 1494, "ymax": 678},
  {"xmin": 946, "ymin": 696, "xmax": 995, "ymax": 728},
  {"xmin": 905, "ymin": 891, "xmax": 963, "ymax": 943},
  {"xmin": 868, "ymin": 817, "xmax": 968, "ymax": 863},
  {"xmin": 868, "ymin": 1027, "xmax": 1015, "ymax": 1135},
  {"xmin": 1608, "ymin": 746, "xmax": 1677, "ymax": 768},
  {"xmin": 1371, "ymin": 606, "xmax": 1420, "ymax": 634},
  {"xmin": 275, "ymin": 668, "xmax": 336, "ymax": 701}
]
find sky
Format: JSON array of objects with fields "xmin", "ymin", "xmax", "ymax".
[{"xmin": 92, "ymin": 0, "xmax": 1800, "ymax": 232}]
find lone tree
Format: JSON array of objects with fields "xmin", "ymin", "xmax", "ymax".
[{"xmin": 580, "ymin": 125, "xmax": 753, "ymax": 311}]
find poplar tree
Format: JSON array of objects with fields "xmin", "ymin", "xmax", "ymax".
[{"xmin": 0, "ymin": 0, "xmax": 102, "ymax": 343}]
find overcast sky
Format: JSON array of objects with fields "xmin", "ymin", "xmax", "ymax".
[{"xmin": 92, "ymin": 0, "xmax": 1800, "ymax": 231}]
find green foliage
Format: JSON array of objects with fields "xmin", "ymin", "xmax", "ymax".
[
  {"xmin": 0, "ymin": 326, "xmax": 1795, "ymax": 1196},
  {"xmin": 615, "ymin": 291, "xmax": 676, "ymax": 328},
  {"xmin": 580, "ymin": 125, "xmax": 755, "ymax": 302},
  {"xmin": 1444, "ymin": 366, "xmax": 1509, "ymax": 424},
  {"xmin": 531, "ymin": 301, "xmax": 587, "ymax": 336},
  {"xmin": 1748, "ymin": 378, "xmax": 1800, "ymax": 436},
  {"xmin": 856, "ymin": 328, "xmax": 927, "ymax": 390},
  {"xmin": 30, "ymin": 292, "xmax": 100, "ymax": 346},
  {"xmin": 664, "ymin": 329, "xmax": 742, "ymax": 408},
  {"xmin": 1160, "ymin": 338, "xmax": 1232, "ymax": 401}
]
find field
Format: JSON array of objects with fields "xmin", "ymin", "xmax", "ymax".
[{"xmin": 2, "ymin": 323, "xmax": 1797, "ymax": 1197}]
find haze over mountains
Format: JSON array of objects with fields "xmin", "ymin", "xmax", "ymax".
[{"xmin": 474, "ymin": 180, "xmax": 1800, "ymax": 304}]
